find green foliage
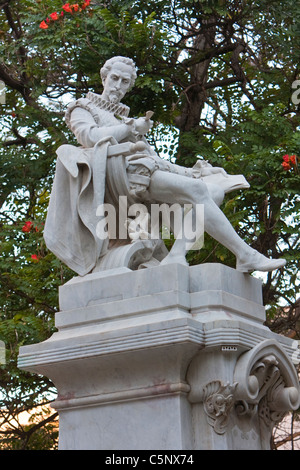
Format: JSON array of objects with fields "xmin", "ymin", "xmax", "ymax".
[{"xmin": 0, "ymin": 200, "xmax": 73, "ymax": 449}]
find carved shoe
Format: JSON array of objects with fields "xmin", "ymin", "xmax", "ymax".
[{"xmin": 236, "ymin": 251, "xmax": 286, "ymax": 273}]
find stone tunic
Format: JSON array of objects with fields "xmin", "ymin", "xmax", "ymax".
[{"xmin": 65, "ymin": 92, "xmax": 194, "ymax": 199}]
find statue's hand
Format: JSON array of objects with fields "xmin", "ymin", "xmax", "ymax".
[{"xmin": 133, "ymin": 116, "xmax": 153, "ymax": 136}]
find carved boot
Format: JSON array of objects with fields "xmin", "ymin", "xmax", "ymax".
[{"xmin": 236, "ymin": 250, "xmax": 286, "ymax": 273}]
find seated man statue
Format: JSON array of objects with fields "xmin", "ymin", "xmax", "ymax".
[{"xmin": 44, "ymin": 56, "xmax": 286, "ymax": 276}]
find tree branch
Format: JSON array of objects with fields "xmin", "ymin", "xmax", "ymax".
[
  {"xmin": 2, "ymin": 128, "xmax": 37, "ymax": 148},
  {"xmin": 1, "ymin": 275, "xmax": 57, "ymax": 314},
  {"xmin": 0, "ymin": 63, "xmax": 27, "ymax": 97},
  {"xmin": 204, "ymin": 76, "xmax": 241, "ymax": 90}
]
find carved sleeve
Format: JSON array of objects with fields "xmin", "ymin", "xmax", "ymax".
[
  {"xmin": 65, "ymin": 99, "xmax": 132, "ymax": 148},
  {"xmin": 67, "ymin": 106, "xmax": 103, "ymax": 148}
]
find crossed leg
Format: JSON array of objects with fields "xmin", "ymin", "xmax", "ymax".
[{"xmin": 147, "ymin": 170, "xmax": 286, "ymax": 272}]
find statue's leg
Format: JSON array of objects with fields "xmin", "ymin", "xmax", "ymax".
[
  {"xmin": 205, "ymin": 183, "xmax": 225, "ymax": 207},
  {"xmin": 148, "ymin": 170, "xmax": 286, "ymax": 272}
]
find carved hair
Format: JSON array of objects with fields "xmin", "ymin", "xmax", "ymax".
[{"xmin": 100, "ymin": 56, "xmax": 137, "ymax": 88}]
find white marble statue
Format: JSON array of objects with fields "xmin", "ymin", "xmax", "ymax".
[{"xmin": 44, "ymin": 56, "xmax": 286, "ymax": 276}]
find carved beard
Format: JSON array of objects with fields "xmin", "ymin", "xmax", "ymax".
[{"xmin": 108, "ymin": 91, "xmax": 121, "ymax": 104}]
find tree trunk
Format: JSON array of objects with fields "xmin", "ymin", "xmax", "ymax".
[{"xmin": 175, "ymin": 21, "xmax": 216, "ymax": 165}]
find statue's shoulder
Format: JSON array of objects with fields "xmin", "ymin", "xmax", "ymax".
[{"xmin": 65, "ymin": 96, "xmax": 101, "ymax": 128}]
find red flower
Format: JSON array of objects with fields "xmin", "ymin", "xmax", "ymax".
[
  {"xmin": 39, "ymin": 20, "xmax": 49, "ymax": 29},
  {"xmin": 62, "ymin": 3, "xmax": 73, "ymax": 13},
  {"xmin": 22, "ymin": 221, "xmax": 34, "ymax": 232},
  {"xmin": 72, "ymin": 4, "xmax": 79, "ymax": 12},
  {"xmin": 50, "ymin": 12, "xmax": 59, "ymax": 20},
  {"xmin": 290, "ymin": 154, "xmax": 297, "ymax": 165},
  {"xmin": 281, "ymin": 161, "xmax": 291, "ymax": 171},
  {"xmin": 81, "ymin": 0, "xmax": 90, "ymax": 8},
  {"xmin": 31, "ymin": 254, "xmax": 40, "ymax": 262},
  {"xmin": 282, "ymin": 154, "xmax": 290, "ymax": 162}
]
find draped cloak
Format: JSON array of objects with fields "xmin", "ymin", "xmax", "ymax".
[{"xmin": 44, "ymin": 136, "xmax": 117, "ymax": 276}]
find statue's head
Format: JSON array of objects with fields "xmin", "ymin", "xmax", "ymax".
[{"xmin": 100, "ymin": 56, "xmax": 137, "ymax": 104}]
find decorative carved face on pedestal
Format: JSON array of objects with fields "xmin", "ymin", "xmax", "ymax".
[{"xmin": 101, "ymin": 61, "xmax": 133, "ymax": 104}]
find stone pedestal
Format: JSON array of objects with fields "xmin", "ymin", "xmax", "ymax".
[{"xmin": 18, "ymin": 263, "xmax": 300, "ymax": 450}]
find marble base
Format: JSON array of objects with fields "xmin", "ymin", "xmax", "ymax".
[{"xmin": 18, "ymin": 263, "xmax": 300, "ymax": 450}]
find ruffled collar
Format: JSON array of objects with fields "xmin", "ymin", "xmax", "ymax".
[{"xmin": 86, "ymin": 92, "xmax": 130, "ymax": 117}]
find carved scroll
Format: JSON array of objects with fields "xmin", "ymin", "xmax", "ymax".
[{"xmin": 234, "ymin": 340, "xmax": 300, "ymax": 446}]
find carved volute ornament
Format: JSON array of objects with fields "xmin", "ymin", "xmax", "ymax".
[
  {"xmin": 233, "ymin": 340, "xmax": 300, "ymax": 447},
  {"xmin": 187, "ymin": 340, "xmax": 299, "ymax": 447}
]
